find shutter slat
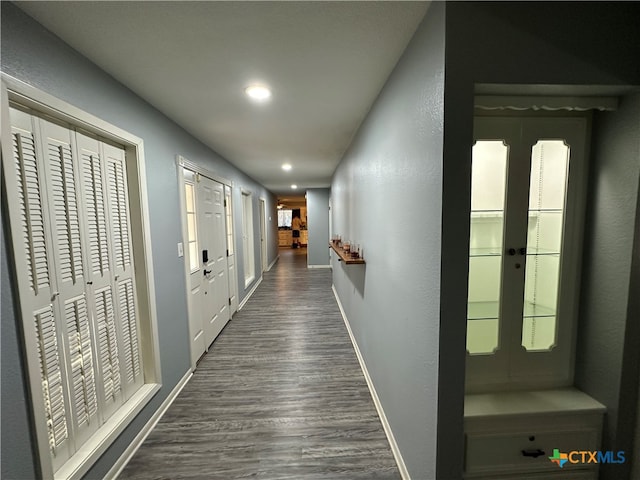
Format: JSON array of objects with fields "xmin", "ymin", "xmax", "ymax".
[
  {"xmin": 95, "ymin": 287, "xmax": 121, "ymax": 403},
  {"xmin": 118, "ymin": 279, "xmax": 141, "ymax": 384},
  {"xmin": 13, "ymin": 131, "xmax": 50, "ymax": 292},
  {"xmin": 34, "ymin": 306, "xmax": 68, "ymax": 452},
  {"xmin": 64, "ymin": 296, "xmax": 98, "ymax": 428},
  {"xmin": 48, "ymin": 142, "xmax": 84, "ymax": 284}
]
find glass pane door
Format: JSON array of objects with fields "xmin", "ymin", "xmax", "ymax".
[
  {"xmin": 521, "ymin": 140, "xmax": 569, "ymax": 351},
  {"xmin": 467, "ymin": 141, "xmax": 508, "ymax": 354}
]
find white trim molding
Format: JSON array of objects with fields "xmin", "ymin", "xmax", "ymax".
[
  {"xmin": 176, "ymin": 155, "xmax": 231, "ymax": 187},
  {"xmin": 331, "ymin": 285, "xmax": 411, "ymax": 480},
  {"xmin": 238, "ymin": 276, "xmax": 263, "ymax": 311},
  {"xmin": 104, "ymin": 370, "xmax": 193, "ymax": 480},
  {"xmin": 267, "ymin": 255, "xmax": 279, "ymax": 272}
]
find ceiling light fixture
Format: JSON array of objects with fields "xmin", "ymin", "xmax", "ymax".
[
  {"xmin": 291, "ymin": 184, "xmax": 298, "ymax": 189},
  {"xmin": 281, "ymin": 163, "xmax": 292, "ymax": 171},
  {"xmin": 245, "ymin": 85, "xmax": 271, "ymax": 101}
]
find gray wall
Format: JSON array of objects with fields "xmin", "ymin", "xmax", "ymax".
[
  {"xmin": 330, "ymin": 3, "xmax": 445, "ymax": 478},
  {"xmin": 575, "ymin": 94, "xmax": 640, "ymax": 480},
  {"xmin": 306, "ymin": 188, "xmax": 330, "ymax": 267},
  {"xmin": 1, "ymin": 4, "xmax": 277, "ymax": 479},
  {"xmin": 442, "ymin": 2, "xmax": 640, "ymax": 478}
]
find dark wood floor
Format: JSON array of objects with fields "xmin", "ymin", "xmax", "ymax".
[{"xmin": 119, "ymin": 247, "xmax": 400, "ymax": 479}]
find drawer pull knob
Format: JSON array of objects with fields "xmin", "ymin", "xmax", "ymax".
[{"xmin": 522, "ymin": 449, "xmax": 546, "ymax": 458}]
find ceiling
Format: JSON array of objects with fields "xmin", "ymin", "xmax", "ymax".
[{"xmin": 15, "ymin": 1, "xmax": 429, "ymax": 197}]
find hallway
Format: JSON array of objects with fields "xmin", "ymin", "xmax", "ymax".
[{"xmin": 119, "ymin": 248, "xmax": 400, "ymax": 479}]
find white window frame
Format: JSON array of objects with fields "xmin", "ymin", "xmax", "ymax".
[
  {"xmin": 242, "ymin": 190, "xmax": 255, "ymax": 287},
  {"xmin": 1, "ymin": 74, "xmax": 162, "ymax": 480}
]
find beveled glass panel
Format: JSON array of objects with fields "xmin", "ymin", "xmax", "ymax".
[
  {"xmin": 185, "ymin": 183, "xmax": 195, "ymax": 212},
  {"xmin": 467, "ymin": 141, "xmax": 508, "ymax": 355},
  {"xmin": 522, "ymin": 140, "xmax": 569, "ymax": 351},
  {"xmin": 188, "ymin": 242, "xmax": 198, "ymax": 272},
  {"xmin": 187, "ymin": 213, "xmax": 197, "ymax": 242}
]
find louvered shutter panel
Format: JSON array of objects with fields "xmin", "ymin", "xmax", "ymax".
[
  {"xmin": 12, "ymin": 128, "xmax": 51, "ymax": 292},
  {"xmin": 7, "ymin": 107, "xmax": 147, "ymax": 475},
  {"xmin": 64, "ymin": 295, "xmax": 100, "ymax": 443},
  {"xmin": 94, "ymin": 286, "xmax": 122, "ymax": 418},
  {"xmin": 76, "ymin": 133, "xmax": 124, "ymax": 420},
  {"xmin": 83, "ymin": 151, "xmax": 110, "ymax": 277},
  {"xmin": 39, "ymin": 118, "xmax": 101, "ymax": 445},
  {"xmin": 104, "ymin": 145, "xmax": 144, "ymax": 396},
  {"xmin": 34, "ymin": 306, "xmax": 69, "ymax": 454},
  {"xmin": 118, "ymin": 279, "xmax": 142, "ymax": 385},
  {"xmin": 7, "ymin": 108, "xmax": 73, "ymax": 471},
  {"xmin": 45, "ymin": 131, "xmax": 84, "ymax": 287}
]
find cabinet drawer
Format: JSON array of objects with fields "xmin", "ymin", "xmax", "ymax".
[
  {"xmin": 465, "ymin": 428, "xmax": 599, "ymax": 476},
  {"xmin": 469, "ymin": 469, "xmax": 596, "ymax": 480}
]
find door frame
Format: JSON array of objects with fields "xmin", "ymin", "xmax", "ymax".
[
  {"xmin": 176, "ymin": 155, "xmax": 232, "ymax": 371},
  {"xmin": 259, "ymin": 197, "xmax": 268, "ymax": 272}
]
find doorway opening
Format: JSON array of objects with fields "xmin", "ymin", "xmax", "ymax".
[
  {"xmin": 178, "ymin": 159, "xmax": 233, "ymax": 370},
  {"xmin": 277, "ymin": 195, "xmax": 307, "ymax": 255}
]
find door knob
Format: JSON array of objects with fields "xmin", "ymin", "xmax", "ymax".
[
  {"xmin": 204, "ymin": 269, "xmax": 212, "ymax": 276},
  {"xmin": 507, "ymin": 248, "xmax": 516, "ymax": 256}
]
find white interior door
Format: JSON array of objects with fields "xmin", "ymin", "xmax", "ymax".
[
  {"xmin": 182, "ymin": 170, "xmax": 232, "ymax": 365},
  {"xmin": 182, "ymin": 169, "xmax": 205, "ymax": 366},
  {"xmin": 199, "ymin": 176, "xmax": 230, "ymax": 345}
]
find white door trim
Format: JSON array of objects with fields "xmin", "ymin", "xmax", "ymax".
[
  {"xmin": 177, "ymin": 155, "xmax": 232, "ymax": 188},
  {"xmin": 259, "ymin": 197, "xmax": 268, "ymax": 273}
]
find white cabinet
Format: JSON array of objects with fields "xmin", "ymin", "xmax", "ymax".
[
  {"xmin": 464, "ymin": 115, "xmax": 604, "ymax": 479},
  {"xmin": 278, "ymin": 230, "xmax": 292, "ymax": 246},
  {"xmin": 464, "ymin": 389, "xmax": 605, "ymax": 479},
  {"xmin": 466, "ymin": 116, "xmax": 589, "ymax": 391}
]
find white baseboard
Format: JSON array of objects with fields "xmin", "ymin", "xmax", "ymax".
[
  {"xmin": 307, "ymin": 264, "xmax": 331, "ymax": 269},
  {"xmin": 267, "ymin": 255, "xmax": 279, "ymax": 271},
  {"xmin": 238, "ymin": 276, "xmax": 263, "ymax": 311},
  {"xmin": 104, "ymin": 369, "xmax": 193, "ymax": 480},
  {"xmin": 331, "ymin": 285, "xmax": 411, "ymax": 480}
]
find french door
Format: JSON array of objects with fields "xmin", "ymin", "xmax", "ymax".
[{"xmin": 466, "ymin": 115, "xmax": 589, "ymax": 391}]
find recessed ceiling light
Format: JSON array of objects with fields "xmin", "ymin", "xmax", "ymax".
[
  {"xmin": 245, "ymin": 85, "xmax": 271, "ymax": 101},
  {"xmin": 291, "ymin": 184, "xmax": 298, "ymax": 189},
  {"xmin": 282, "ymin": 163, "xmax": 292, "ymax": 171}
]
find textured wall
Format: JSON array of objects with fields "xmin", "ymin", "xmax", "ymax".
[
  {"xmin": 306, "ymin": 188, "xmax": 330, "ymax": 267},
  {"xmin": 575, "ymin": 94, "xmax": 640, "ymax": 480},
  {"xmin": 1, "ymin": 4, "xmax": 277, "ymax": 479},
  {"xmin": 330, "ymin": 3, "xmax": 445, "ymax": 478}
]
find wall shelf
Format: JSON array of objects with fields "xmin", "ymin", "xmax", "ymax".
[{"xmin": 329, "ymin": 243, "xmax": 365, "ymax": 264}]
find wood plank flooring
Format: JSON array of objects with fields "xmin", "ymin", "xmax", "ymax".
[{"xmin": 119, "ymin": 247, "xmax": 401, "ymax": 479}]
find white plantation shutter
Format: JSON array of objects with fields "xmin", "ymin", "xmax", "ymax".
[
  {"xmin": 81, "ymin": 149, "xmax": 110, "ymax": 277},
  {"xmin": 94, "ymin": 286, "xmax": 122, "ymax": 415},
  {"xmin": 47, "ymin": 141, "xmax": 84, "ymax": 285},
  {"xmin": 34, "ymin": 305, "xmax": 69, "ymax": 454},
  {"xmin": 6, "ymin": 106, "xmax": 147, "ymax": 475},
  {"xmin": 105, "ymin": 145, "xmax": 144, "ymax": 396},
  {"xmin": 8, "ymin": 109, "xmax": 74, "ymax": 471},
  {"xmin": 76, "ymin": 132, "xmax": 125, "ymax": 420},
  {"xmin": 12, "ymin": 129, "xmax": 50, "ymax": 293},
  {"xmin": 106, "ymin": 150, "xmax": 132, "ymax": 272},
  {"xmin": 64, "ymin": 295, "xmax": 99, "ymax": 444},
  {"xmin": 118, "ymin": 279, "xmax": 142, "ymax": 386}
]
